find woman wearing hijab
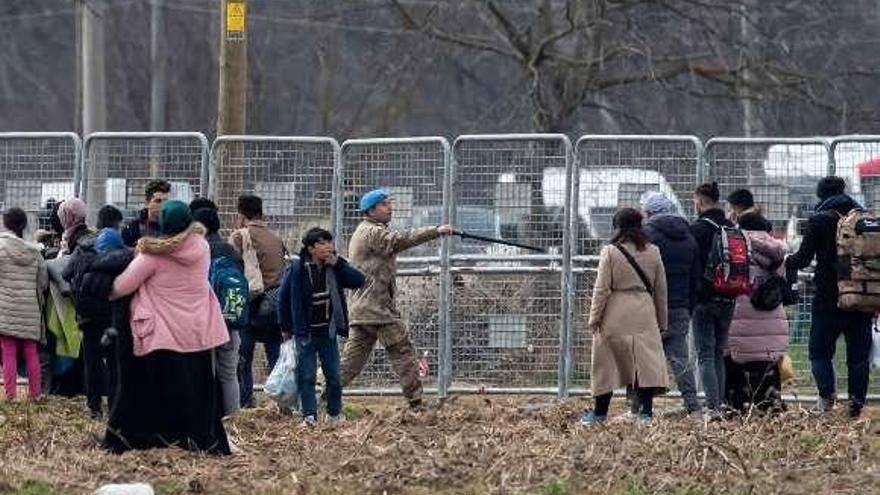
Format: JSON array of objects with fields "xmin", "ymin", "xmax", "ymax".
[{"xmin": 106, "ymin": 200, "xmax": 230, "ymax": 454}]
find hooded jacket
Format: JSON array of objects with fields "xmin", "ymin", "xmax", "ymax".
[
  {"xmin": 785, "ymin": 194, "xmax": 861, "ymax": 312},
  {"xmin": 0, "ymin": 232, "xmax": 48, "ymax": 341},
  {"xmin": 111, "ymin": 223, "xmax": 229, "ymax": 356},
  {"xmin": 728, "ymin": 213, "xmax": 789, "ymax": 363},
  {"xmin": 690, "ymin": 207, "xmax": 735, "ymax": 303},
  {"xmin": 645, "ymin": 213, "xmax": 700, "ymax": 311}
]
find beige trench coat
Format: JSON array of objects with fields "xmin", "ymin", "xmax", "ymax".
[{"xmin": 588, "ymin": 241, "xmax": 669, "ymax": 396}]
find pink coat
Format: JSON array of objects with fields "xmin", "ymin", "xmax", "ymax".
[
  {"xmin": 727, "ymin": 230, "xmax": 789, "ymax": 364},
  {"xmin": 112, "ymin": 225, "xmax": 229, "ymax": 357}
]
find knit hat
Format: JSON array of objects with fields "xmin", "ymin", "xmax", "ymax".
[
  {"xmin": 192, "ymin": 206, "xmax": 220, "ymax": 234},
  {"xmin": 160, "ymin": 200, "xmax": 192, "ymax": 236},
  {"xmin": 639, "ymin": 191, "xmax": 675, "ymax": 215},
  {"xmin": 359, "ymin": 189, "xmax": 389, "ymax": 213},
  {"xmin": 95, "ymin": 228, "xmax": 125, "ymax": 253}
]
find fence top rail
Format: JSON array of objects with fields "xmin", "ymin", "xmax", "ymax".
[
  {"xmin": 828, "ymin": 135, "xmax": 880, "ymax": 152},
  {"xmin": 575, "ymin": 134, "xmax": 702, "ymax": 147},
  {"xmin": 341, "ymin": 136, "xmax": 450, "ymax": 150},
  {"xmin": 0, "ymin": 132, "xmax": 81, "ymax": 141},
  {"xmin": 84, "ymin": 132, "xmax": 210, "ymax": 153},
  {"xmin": 211, "ymin": 135, "xmax": 341, "ymax": 150},
  {"xmin": 705, "ymin": 136, "xmax": 831, "ymax": 146},
  {"xmin": 454, "ymin": 133, "xmax": 572, "ymax": 150}
]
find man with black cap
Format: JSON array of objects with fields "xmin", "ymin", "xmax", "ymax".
[
  {"xmin": 339, "ymin": 189, "xmax": 453, "ymax": 409},
  {"xmin": 786, "ymin": 176, "xmax": 872, "ymax": 417}
]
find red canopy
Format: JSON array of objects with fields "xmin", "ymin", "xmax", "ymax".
[{"xmin": 858, "ymin": 157, "xmax": 880, "ymax": 177}]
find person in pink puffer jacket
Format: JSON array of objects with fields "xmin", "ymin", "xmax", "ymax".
[
  {"xmin": 108, "ymin": 200, "xmax": 230, "ymax": 455},
  {"xmin": 724, "ymin": 190, "xmax": 789, "ymax": 414}
]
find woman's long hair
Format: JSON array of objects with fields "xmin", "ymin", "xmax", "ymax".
[{"xmin": 610, "ymin": 207, "xmax": 649, "ymax": 251}]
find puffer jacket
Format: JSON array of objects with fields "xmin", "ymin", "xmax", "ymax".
[
  {"xmin": 72, "ymin": 247, "xmax": 134, "ymax": 329},
  {"xmin": 111, "ymin": 223, "xmax": 229, "ymax": 356},
  {"xmin": 347, "ymin": 217, "xmax": 439, "ymax": 326},
  {"xmin": 0, "ymin": 232, "xmax": 48, "ymax": 341},
  {"xmin": 727, "ymin": 213, "xmax": 789, "ymax": 364},
  {"xmin": 645, "ymin": 213, "xmax": 700, "ymax": 311}
]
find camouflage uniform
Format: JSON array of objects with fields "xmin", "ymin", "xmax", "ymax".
[{"xmin": 340, "ymin": 217, "xmax": 440, "ymax": 403}]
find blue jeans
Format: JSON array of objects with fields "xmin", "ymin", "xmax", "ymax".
[
  {"xmin": 809, "ymin": 308, "xmax": 872, "ymax": 407},
  {"xmin": 295, "ymin": 333, "xmax": 342, "ymax": 418},
  {"xmin": 663, "ymin": 308, "xmax": 700, "ymax": 412},
  {"xmin": 693, "ymin": 300, "xmax": 734, "ymax": 410},
  {"xmin": 238, "ymin": 326, "xmax": 280, "ymax": 408}
]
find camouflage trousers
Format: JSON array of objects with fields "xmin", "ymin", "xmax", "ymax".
[{"xmin": 340, "ymin": 321, "xmax": 423, "ymax": 402}]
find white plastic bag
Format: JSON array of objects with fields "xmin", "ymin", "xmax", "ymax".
[
  {"xmin": 871, "ymin": 318, "xmax": 880, "ymax": 370},
  {"xmin": 264, "ymin": 339, "xmax": 299, "ymax": 410}
]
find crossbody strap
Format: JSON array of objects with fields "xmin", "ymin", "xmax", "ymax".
[{"xmin": 614, "ymin": 244, "xmax": 654, "ymax": 297}]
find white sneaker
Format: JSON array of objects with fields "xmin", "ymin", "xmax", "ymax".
[
  {"xmin": 328, "ymin": 414, "xmax": 345, "ymax": 424},
  {"xmin": 301, "ymin": 415, "xmax": 317, "ymax": 427},
  {"xmin": 227, "ymin": 437, "xmax": 241, "ymax": 454}
]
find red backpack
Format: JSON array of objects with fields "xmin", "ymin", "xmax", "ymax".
[{"xmin": 702, "ymin": 218, "xmax": 753, "ymax": 297}]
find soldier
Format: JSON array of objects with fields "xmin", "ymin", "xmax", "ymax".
[{"xmin": 339, "ymin": 189, "xmax": 453, "ymax": 409}]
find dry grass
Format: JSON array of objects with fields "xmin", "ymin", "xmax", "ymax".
[{"xmin": 0, "ymin": 395, "xmax": 879, "ymax": 495}]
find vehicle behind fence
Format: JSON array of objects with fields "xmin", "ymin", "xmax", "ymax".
[{"xmin": 11, "ymin": 131, "xmax": 880, "ymax": 398}]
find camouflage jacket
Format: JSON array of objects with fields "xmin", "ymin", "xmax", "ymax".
[{"xmin": 347, "ymin": 218, "xmax": 440, "ymax": 326}]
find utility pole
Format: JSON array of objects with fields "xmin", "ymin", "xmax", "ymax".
[
  {"xmin": 217, "ymin": 0, "xmax": 247, "ymax": 135},
  {"xmin": 149, "ymin": 0, "xmax": 166, "ymax": 178},
  {"xmin": 80, "ymin": 0, "xmax": 107, "ymax": 137}
]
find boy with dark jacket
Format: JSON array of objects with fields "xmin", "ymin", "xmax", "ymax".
[
  {"xmin": 689, "ymin": 182, "xmax": 735, "ymax": 414},
  {"xmin": 277, "ymin": 228, "xmax": 365, "ymax": 426}
]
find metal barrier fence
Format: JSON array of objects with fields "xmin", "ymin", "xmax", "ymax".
[
  {"xmin": 0, "ymin": 132, "xmax": 81, "ymax": 236},
  {"xmin": 82, "ymin": 132, "xmax": 209, "ymax": 225},
  {"xmin": 339, "ymin": 138, "xmax": 451, "ymax": 393},
  {"xmin": 7, "ymin": 131, "xmax": 880, "ymax": 399},
  {"xmin": 450, "ymin": 134, "xmax": 573, "ymax": 395},
  {"xmin": 572, "ymin": 136, "xmax": 703, "ymax": 395}
]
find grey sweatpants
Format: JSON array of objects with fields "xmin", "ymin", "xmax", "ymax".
[{"xmin": 216, "ymin": 330, "xmax": 241, "ymax": 417}]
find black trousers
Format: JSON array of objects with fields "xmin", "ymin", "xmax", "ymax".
[
  {"xmin": 724, "ymin": 357, "xmax": 784, "ymax": 413},
  {"xmin": 81, "ymin": 319, "xmax": 117, "ymax": 414}
]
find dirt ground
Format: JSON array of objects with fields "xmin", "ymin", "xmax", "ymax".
[{"xmin": 0, "ymin": 394, "xmax": 879, "ymax": 495}]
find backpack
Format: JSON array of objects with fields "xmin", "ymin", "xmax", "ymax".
[
  {"xmin": 750, "ymin": 261, "xmax": 789, "ymax": 311},
  {"xmin": 702, "ymin": 218, "xmax": 753, "ymax": 298},
  {"xmin": 836, "ymin": 209, "xmax": 880, "ymax": 311},
  {"xmin": 209, "ymin": 256, "xmax": 250, "ymax": 329}
]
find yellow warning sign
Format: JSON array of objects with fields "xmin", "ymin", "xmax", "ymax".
[{"xmin": 226, "ymin": 2, "xmax": 246, "ymax": 33}]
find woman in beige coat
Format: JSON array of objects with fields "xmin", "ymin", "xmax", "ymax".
[{"xmin": 581, "ymin": 208, "xmax": 669, "ymax": 424}]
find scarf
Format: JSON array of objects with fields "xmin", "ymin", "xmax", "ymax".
[{"xmin": 57, "ymin": 198, "xmax": 87, "ymax": 254}]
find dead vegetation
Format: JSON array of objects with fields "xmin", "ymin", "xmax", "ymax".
[{"xmin": 0, "ymin": 395, "xmax": 878, "ymax": 495}]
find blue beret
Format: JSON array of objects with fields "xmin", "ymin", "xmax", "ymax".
[{"xmin": 359, "ymin": 189, "xmax": 389, "ymax": 212}]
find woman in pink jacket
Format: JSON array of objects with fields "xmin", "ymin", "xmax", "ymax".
[
  {"xmin": 107, "ymin": 200, "xmax": 230, "ymax": 454},
  {"xmin": 725, "ymin": 190, "xmax": 790, "ymax": 414}
]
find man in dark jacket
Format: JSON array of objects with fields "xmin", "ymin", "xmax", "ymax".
[
  {"xmin": 640, "ymin": 191, "xmax": 701, "ymax": 416},
  {"xmin": 277, "ymin": 227, "xmax": 365, "ymax": 426},
  {"xmin": 192, "ymin": 202, "xmax": 244, "ymax": 417},
  {"xmin": 785, "ymin": 176, "xmax": 872, "ymax": 417},
  {"xmin": 689, "ymin": 181, "xmax": 735, "ymax": 414},
  {"xmin": 122, "ymin": 179, "xmax": 170, "ymax": 247}
]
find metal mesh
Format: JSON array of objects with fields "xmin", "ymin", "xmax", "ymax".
[
  {"xmin": 210, "ymin": 137, "xmax": 339, "ymax": 244},
  {"xmin": 572, "ymin": 136, "xmax": 702, "ymax": 392},
  {"xmin": 450, "ymin": 135, "xmax": 571, "ymax": 388},
  {"xmin": 705, "ymin": 138, "xmax": 831, "ymax": 395},
  {"xmin": 82, "ymin": 133, "xmax": 209, "ymax": 224},
  {"xmin": 339, "ymin": 138, "xmax": 449, "ymax": 389},
  {"xmin": 0, "ymin": 133, "xmax": 81, "ymax": 237}
]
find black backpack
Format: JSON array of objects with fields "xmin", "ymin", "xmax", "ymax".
[{"xmin": 749, "ymin": 260, "xmax": 797, "ymax": 311}]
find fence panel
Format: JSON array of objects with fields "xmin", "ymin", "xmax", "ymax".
[
  {"xmin": 451, "ymin": 134, "xmax": 572, "ymax": 393},
  {"xmin": 705, "ymin": 137, "xmax": 831, "ymax": 395},
  {"xmin": 82, "ymin": 132, "xmax": 209, "ymax": 224},
  {"xmin": 573, "ymin": 136, "xmax": 703, "ymax": 394},
  {"xmin": 0, "ymin": 132, "xmax": 81, "ymax": 236},
  {"xmin": 339, "ymin": 138, "xmax": 451, "ymax": 392},
  {"xmin": 210, "ymin": 136, "xmax": 340, "ymax": 243}
]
